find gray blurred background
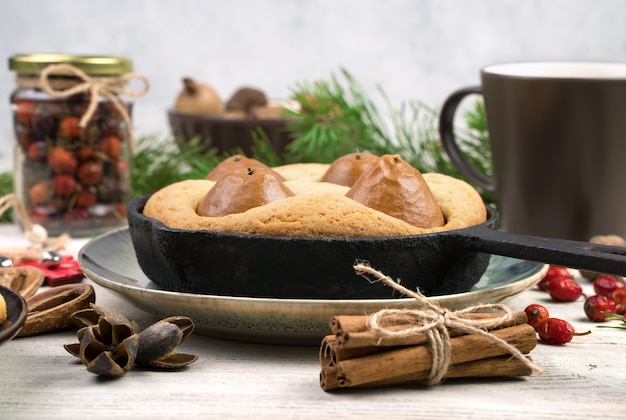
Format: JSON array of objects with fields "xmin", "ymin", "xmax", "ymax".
[{"xmin": 1, "ymin": 0, "xmax": 625, "ymax": 171}]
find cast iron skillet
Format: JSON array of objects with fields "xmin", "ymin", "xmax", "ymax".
[{"xmin": 127, "ymin": 194, "xmax": 626, "ymax": 299}]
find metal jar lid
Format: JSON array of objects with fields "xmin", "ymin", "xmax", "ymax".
[{"xmin": 8, "ymin": 54, "xmax": 133, "ymax": 75}]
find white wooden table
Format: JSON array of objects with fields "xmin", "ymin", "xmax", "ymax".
[{"xmin": 0, "ymin": 223, "xmax": 624, "ymax": 419}]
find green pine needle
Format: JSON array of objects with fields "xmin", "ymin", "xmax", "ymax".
[{"xmin": 0, "ymin": 171, "xmax": 13, "ymax": 222}]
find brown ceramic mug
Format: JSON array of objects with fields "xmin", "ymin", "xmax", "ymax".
[{"xmin": 439, "ymin": 61, "xmax": 626, "ymax": 241}]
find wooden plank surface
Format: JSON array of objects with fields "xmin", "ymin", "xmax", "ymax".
[{"xmin": 0, "ymin": 224, "xmax": 624, "ymax": 419}]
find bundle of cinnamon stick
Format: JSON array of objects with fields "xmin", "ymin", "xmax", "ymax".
[{"xmin": 319, "ymin": 310, "xmax": 540, "ymax": 391}]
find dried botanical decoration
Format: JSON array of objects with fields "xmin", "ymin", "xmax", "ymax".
[
  {"xmin": 64, "ymin": 304, "xmax": 197, "ymax": 377},
  {"xmin": 75, "ymin": 316, "xmax": 139, "ymax": 377},
  {"xmin": 136, "ymin": 316, "xmax": 197, "ymax": 369},
  {"xmin": 0, "ymin": 266, "xmax": 45, "ymax": 299},
  {"xmin": 19, "ymin": 283, "xmax": 95, "ymax": 337}
]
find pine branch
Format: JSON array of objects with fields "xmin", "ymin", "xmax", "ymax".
[{"xmin": 282, "ymin": 68, "xmax": 495, "ymax": 205}]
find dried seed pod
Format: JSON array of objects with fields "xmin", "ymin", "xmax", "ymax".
[
  {"xmin": 18, "ymin": 283, "xmax": 95, "ymax": 337},
  {"xmin": 65, "ymin": 306, "xmax": 197, "ymax": 376},
  {"xmin": 68, "ymin": 314, "xmax": 140, "ymax": 377},
  {"xmin": 70, "ymin": 303, "xmax": 140, "ymax": 331},
  {"xmin": 0, "ymin": 266, "xmax": 45, "ymax": 299},
  {"xmin": 79, "ymin": 324, "xmax": 139, "ymax": 377},
  {"xmin": 65, "ymin": 305, "xmax": 126, "ymax": 358},
  {"xmin": 136, "ymin": 316, "xmax": 197, "ymax": 369}
]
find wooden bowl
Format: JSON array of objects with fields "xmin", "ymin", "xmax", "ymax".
[
  {"xmin": 0, "ymin": 285, "xmax": 28, "ymax": 345},
  {"xmin": 168, "ymin": 110, "xmax": 298, "ymax": 155}
]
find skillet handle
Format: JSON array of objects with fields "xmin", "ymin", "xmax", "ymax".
[{"xmin": 459, "ymin": 225, "xmax": 626, "ymax": 276}]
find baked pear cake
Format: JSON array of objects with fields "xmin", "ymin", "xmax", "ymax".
[{"xmin": 143, "ymin": 152, "xmax": 486, "ymax": 237}]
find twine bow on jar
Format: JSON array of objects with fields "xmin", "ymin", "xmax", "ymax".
[
  {"xmin": 353, "ymin": 262, "xmax": 544, "ymax": 386},
  {"xmin": 36, "ymin": 63, "xmax": 150, "ymax": 152}
]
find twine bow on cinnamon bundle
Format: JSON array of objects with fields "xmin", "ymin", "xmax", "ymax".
[{"xmin": 319, "ymin": 262, "xmax": 543, "ymax": 391}]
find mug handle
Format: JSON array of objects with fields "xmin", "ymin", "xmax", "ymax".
[{"xmin": 438, "ymin": 86, "xmax": 495, "ymax": 193}]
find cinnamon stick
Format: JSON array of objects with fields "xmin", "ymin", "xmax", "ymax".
[
  {"xmin": 331, "ymin": 311, "xmax": 526, "ymax": 334},
  {"xmin": 320, "ymin": 335, "xmax": 392, "ymax": 368},
  {"xmin": 320, "ymin": 355, "xmax": 535, "ymax": 391},
  {"xmin": 330, "ymin": 313, "xmax": 418, "ymax": 334},
  {"xmin": 336, "ymin": 311, "xmax": 528, "ymax": 348},
  {"xmin": 327, "ymin": 323, "xmax": 537, "ymax": 389}
]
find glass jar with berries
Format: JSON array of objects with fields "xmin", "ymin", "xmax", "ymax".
[{"xmin": 8, "ymin": 54, "xmax": 149, "ymax": 237}]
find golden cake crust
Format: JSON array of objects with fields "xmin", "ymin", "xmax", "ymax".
[{"xmin": 143, "ymin": 163, "xmax": 486, "ymax": 238}]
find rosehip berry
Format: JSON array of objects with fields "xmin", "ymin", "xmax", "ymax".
[
  {"xmin": 593, "ymin": 275, "xmax": 626, "ymax": 297},
  {"xmin": 610, "ymin": 287, "xmax": 626, "ymax": 315},
  {"xmin": 18, "ymin": 133, "xmax": 36, "ymax": 152},
  {"xmin": 584, "ymin": 295, "xmax": 617, "ymax": 321},
  {"xmin": 75, "ymin": 146, "xmax": 95, "ymax": 161},
  {"xmin": 58, "ymin": 116, "xmax": 81, "ymax": 138},
  {"xmin": 15, "ymin": 99, "xmax": 35, "ymax": 124},
  {"xmin": 27, "ymin": 141, "xmax": 48, "ymax": 161},
  {"xmin": 537, "ymin": 265, "xmax": 572, "ymax": 291},
  {"xmin": 51, "ymin": 175, "xmax": 76, "ymax": 197},
  {"xmin": 537, "ymin": 318, "xmax": 576, "ymax": 345},
  {"xmin": 75, "ymin": 189, "xmax": 97, "ymax": 208},
  {"xmin": 28, "ymin": 181, "xmax": 52, "ymax": 205},
  {"xmin": 31, "ymin": 114, "xmax": 56, "ymax": 138},
  {"xmin": 102, "ymin": 136, "xmax": 122, "ymax": 158},
  {"xmin": 547, "ymin": 276, "xmax": 583, "ymax": 302},
  {"xmin": 524, "ymin": 304, "xmax": 549, "ymax": 331},
  {"xmin": 48, "ymin": 148, "xmax": 78, "ymax": 175},
  {"xmin": 77, "ymin": 161, "xmax": 104, "ymax": 185}
]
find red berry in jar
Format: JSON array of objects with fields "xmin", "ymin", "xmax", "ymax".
[
  {"xmin": 48, "ymin": 148, "xmax": 78, "ymax": 175},
  {"xmin": 584, "ymin": 295, "xmax": 617, "ymax": 321},
  {"xmin": 537, "ymin": 318, "xmax": 576, "ymax": 345},
  {"xmin": 10, "ymin": 54, "xmax": 138, "ymax": 237},
  {"xmin": 31, "ymin": 114, "xmax": 56, "ymax": 139},
  {"xmin": 537, "ymin": 265, "xmax": 571, "ymax": 291},
  {"xmin": 610, "ymin": 287, "xmax": 626, "ymax": 315},
  {"xmin": 28, "ymin": 181, "xmax": 52, "ymax": 205},
  {"xmin": 27, "ymin": 141, "xmax": 49, "ymax": 161},
  {"xmin": 77, "ymin": 161, "xmax": 104, "ymax": 185},
  {"xmin": 18, "ymin": 132, "xmax": 36, "ymax": 152},
  {"xmin": 75, "ymin": 188, "xmax": 97, "ymax": 208},
  {"xmin": 524, "ymin": 304, "xmax": 549, "ymax": 331},
  {"xmin": 15, "ymin": 99, "xmax": 36, "ymax": 125},
  {"xmin": 51, "ymin": 175, "xmax": 76, "ymax": 197},
  {"xmin": 102, "ymin": 136, "xmax": 122, "ymax": 158},
  {"xmin": 593, "ymin": 275, "xmax": 626, "ymax": 297},
  {"xmin": 58, "ymin": 116, "xmax": 81, "ymax": 138},
  {"xmin": 75, "ymin": 146, "xmax": 95, "ymax": 161},
  {"xmin": 547, "ymin": 276, "xmax": 583, "ymax": 302}
]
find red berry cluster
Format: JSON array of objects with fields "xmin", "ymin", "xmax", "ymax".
[
  {"xmin": 524, "ymin": 303, "xmax": 587, "ymax": 345},
  {"xmin": 526, "ymin": 265, "xmax": 626, "ymax": 344},
  {"xmin": 537, "ymin": 266, "xmax": 582, "ymax": 301},
  {"xmin": 537, "ymin": 317, "xmax": 578, "ymax": 345},
  {"xmin": 585, "ymin": 275, "xmax": 626, "ymax": 320},
  {"xmin": 12, "ymin": 93, "xmax": 132, "ymax": 234}
]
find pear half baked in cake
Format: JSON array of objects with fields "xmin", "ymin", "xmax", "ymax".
[
  {"xmin": 198, "ymin": 166, "xmax": 294, "ymax": 217},
  {"xmin": 320, "ymin": 152, "xmax": 379, "ymax": 187},
  {"xmin": 345, "ymin": 154, "xmax": 445, "ymax": 229}
]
